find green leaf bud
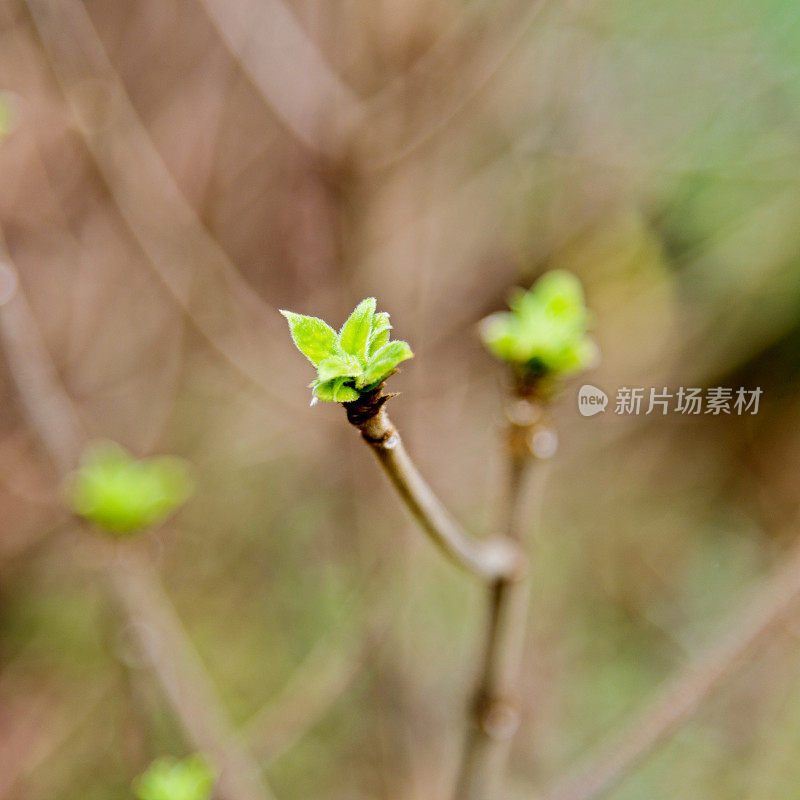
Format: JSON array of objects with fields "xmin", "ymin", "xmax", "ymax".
[
  {"xmin": 282, "ymin": 299, "xmax": 413, "ymax": 404},
  {"xmin": 480, "ymin": 270, "xmax": 597, "ymax": 382},
  {"xmin": 134, "ymin": 754, "xmax": 215, "ymax": 800},
  {"xmin": 68, "ymin": 441, "xmax": 193, "ymax": 535}
]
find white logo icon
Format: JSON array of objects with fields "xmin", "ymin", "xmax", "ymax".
[{"xmin": 578, "ymin": 384, "xmax": 608, "ymax": 416}]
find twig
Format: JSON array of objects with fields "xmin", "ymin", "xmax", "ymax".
[
  {"xmin": 245, "ymin": 633, "xmax": 366, "ymax": 764},
  {"xmin": 0, "ymin": 275, "xmax": 83, "ymax": 476},
  {"xmin": 24, "ymin": 0, "xmax": 297, "ymax": 416},
  {"xmin": 366, "ymin": 0, "xmax": 552, "ymax": 173},
  {"xmin": 244, "ymin": 565, "xmax": 390, "ymax": 763},
  {"xmin": 106, "ymin": 542, "xmax": 273, "ymax": 800},
  {"xmin": 197, "ymin": 0, "xmax": 364, "ymax": 156},
  {"xmin": 0, "ymin": 255, "xmax": 277, "ymax": 800},
  {"xmin": 0, "ymin": 673, "xmax": 112, "ymax": 799},
  {"xmin": 539, "ymin": 531, "xmax": 800, "ymax": 800},
  {"xmin": 343, "ymin": 385, "xmax": 550, "ymax": 797},
  {"xmin": 453, "ymin": 390, "xmax": 553, "ymax": 800},
  {"xmin": 344, "ymin": 393, "xmax": 523, "ymax": 582}
]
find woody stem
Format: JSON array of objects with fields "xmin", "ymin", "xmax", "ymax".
[
  {"xmin": 453, "ymin": 389, "xmax": 553, "ymax": 800},
  {"xmin": 344, "ymin": 393, "xmax": 523, "ymax": 582}
]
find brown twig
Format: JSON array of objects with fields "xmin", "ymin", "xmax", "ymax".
[
  {"xmin": 24, "ymin": 0, "xmax": 297, "ymax": 417},
  {"xmin": 244, "ymin": 633, "xmax": 366, "ymax": 764},
  {"xmin": 243, "ymin": 562, "xmax": 392, "ymax": 764},
  {"xmin": 539, "ymin": 531, "xmax": 800, "ymax": 800},
  {"xmin": 0, "ymin": 672, "xmax": 112, "ymax": 799},
  {"xmin": 344, "ymin": 390, "xmax": 523, "ymax": 582},
  {"xmin": 197, "ymin": 0, "xmax": 365, "ymax": 156},
  {"xmin": 453, "ymin": 385, "xmax": 554, "ymax": 800},
  {"xmin": 344, "ymin": 383, "xmax": 552, "ymax": 799},
  {"xmin": 0, "ymin": 255, "xmax": 276, "ymax": 800},
  {"xmin": 106, "ymin": 543, "xmax": 273, "ymax": 800}
]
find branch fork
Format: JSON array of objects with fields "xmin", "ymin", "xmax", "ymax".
[
  {"xmin": 344, "ymin": 382, "xmax": 554, "ymax": 800},
  {"xmin": 344, "ymin": 387, "xmax": 526, "ymax": 583}
]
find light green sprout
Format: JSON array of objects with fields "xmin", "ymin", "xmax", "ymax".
[
  {"xmin": 68, "ymin": 441, "xmax": 194, "ymax": 535},
  {"xmin": 134, "ymin": 754, "xmax": 215, "ymax": 800},
  {"xmin": 480, "ymin": 270, "xmax": 597, "ymax": 379},
  {"xmin": 281, "ymin": 298, "xmax": 414, "ymax": 403}
]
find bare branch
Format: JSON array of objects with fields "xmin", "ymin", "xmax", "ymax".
[
  {"xmin": 453, "ymin": 392, "xmax": 553, "ymax": 800},
  {"xmin": 367, "ymin": 0, "xmax": 553, "ymax": 172},
  {"xmin": 198, "ymin": 0, "xmax": 365, "ymax": 156},
  {"xmin": 0, "ymin": 276, "xmax": 83, "ymax": 475},
  {"xmin": 346, "ymin": 398, "xmax": 522, "ymax": 582},
  {"xmin": 0, "ymin": 254, "xmax": 277, "ymax": 800},
  {"xmin": 243, "ymin": 564, "xmax": 391, "ymax": 763},
  {"xmin": 540, "ymin": 531, "xmax": 800, "ymax": 800},
  {"xmin": 25, "ymin": 0, "xmax": 297, "ymax": 415},
  {"xmin": 245, "ymin": 629, "xmax": 367, "ymax": 764},
  {"xmin": 0, "ymin": 673, "xmax": 112, "ymax": 799},
  {"xmin": 106, "ymin": 542, "xmax": 275, "ymax": 800}
]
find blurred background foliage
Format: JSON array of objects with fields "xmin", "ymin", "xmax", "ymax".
[{"xmin": 1, "ymin": 0, "xmax": 800, "ymax": 797}]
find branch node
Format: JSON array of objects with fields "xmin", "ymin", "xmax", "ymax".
[
  {"xmin": 486, "ymin": 537, "xmax": 528, "ymax": 581},
  {"xmin": 344, "ymin": 389, "xmax": 521, "ymax": 582},
  {"xmin": 343, "ymin": 385, "xmax": 393, "ymax": 426},
  {"xmin": 473, "ymin": 692, "xmax": 521, "ymax": 741},
  {"xmin": 529, "ymin": 427, "xmax": 558, "ymax": 459}
]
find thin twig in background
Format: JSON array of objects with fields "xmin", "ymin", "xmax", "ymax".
[
  {"xmin": 539, "ymin": 530, "xmax": 800, "ymax": 800},
  {"xmin": 0, "ymin": 254, "xmax": 277, "ymax": 800},
  {"xmin": 366, "ymin": 0, "xmax": 553, "ymax": 173},
  {"xmin": 197, "ymin": 0, "xmax": 364, "ymax": 156},
  {"xmin": 244, "ymin": 562, "xmax": 394, "ymax": 764},
  {"xmin": 0, "ymin": 676, "xmax": 59, "ymax": 800},
  {"xmin": 245, "ymin": 633, "xmax": 367, "ymax": 764},
  {"xmin": 24, "ymin": 0, "xmax": 298, "ymax": 416},
  {"xmin": 0, "ymin": 275, "xmax": 82, "ymax": 476},
  {"xmin": 0, "ymin": 674, "xmax": 112, "ymax": 800},
  {"xmin": 453, "ymin": 393, "xmax": 553, "ymax": 800},
  {"xmin": 106, "ymin": 543, "xmax": 275, "ymax": 800},
  {"xmin": 0, "ymin": 119, "xmax": 189, "ymax": 453}
]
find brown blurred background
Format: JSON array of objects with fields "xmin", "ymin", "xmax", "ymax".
[{"xmin": 2, "ymin": 0, "xmax": 800, "ymax": 797}]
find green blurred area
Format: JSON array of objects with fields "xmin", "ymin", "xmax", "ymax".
[{"xmin": 2, "ymin": 0, "xmax": 800, "ymax": 797}]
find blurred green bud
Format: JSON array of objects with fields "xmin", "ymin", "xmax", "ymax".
[
  {"xmin": 0, "ymin": 93, "xmax": 14, "ymax": 140},
  {"xmin": 281, "ymin": 298, "xmax": 414, "ymax": 404},
  {"xmin": 134, "ymin": 754, "xmax": 215, "ymax": 800},
  {"xmin": 480, "ymin": 270, "xmax": 598, "ymax": 381},
  {"xmin": 68, "ymin": 441, "xmax": 193, "ymax": 535}
]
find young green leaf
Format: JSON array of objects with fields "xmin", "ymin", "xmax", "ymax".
[
  {"xmin": 317, "ymin": 354, "xmax": 363, "ymax": 383},
  {"xmin": 339, "ymin": 297, "xmax": 376, "ymax": 358},
  {"xmin": 480, "ymin": 313, "xmax": 517, "ymax": 362},
  {"xmin": 313, "ymin": 376, "xmax": 360, "ymax": 402},
  {"xmin": 367, "ymin": 312, "xmax": 392, "ymax": 356},
  {"xmin": 280, "ymin": 310, "xmax": 340, "ymax": 366},
  {"xmin": 534, "ymin": 270, "xmax": 585, "ymax": 317},
  {"xmin": 134, "ymin": 754, "xmax": 215, "ymax": 800},
  {"xmin": 333, "ymin": 379, "xmax": 360, "ymax": 402},
  {"xmin": 362, "ymin": 340, "xmax": 414, "ymax": 386}
]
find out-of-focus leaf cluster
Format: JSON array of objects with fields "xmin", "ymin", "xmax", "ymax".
[
  {"xmin": 281, "ymin": 298, "xmax": 413, "ymax": 403},
  {"xmin": 68, "ymin": 441, "xmax": 193, "ymax": 535},
  {"xmin": 480, "ymin": 270, "xmax": 597, "ymax": 380}
]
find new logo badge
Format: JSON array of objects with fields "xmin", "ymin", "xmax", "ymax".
[{"xmin": 578, "ymin": 384, "xmax": 608, "ymax": 417}]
